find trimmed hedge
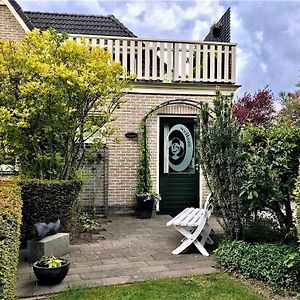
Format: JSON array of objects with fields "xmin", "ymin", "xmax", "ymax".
[
  {"xmin": 215, "ymin": 240, "xmax": 300, "ymax": 292},
  {"xmin": 0, "ymin": 179, "xmax": 22, "ymax": 300},
  {"xmin": 21, "ymin": 180, "xmax": 82, "ymax": 242}
]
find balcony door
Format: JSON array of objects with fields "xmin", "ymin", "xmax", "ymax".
[{"xmin": 159, "ymin": 118, "xmax": 199, "ymax": 216}]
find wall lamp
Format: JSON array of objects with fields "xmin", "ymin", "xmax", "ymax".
[{"xmin": 125, "ymin": 132, "xmax": 138, "ymax": 139}]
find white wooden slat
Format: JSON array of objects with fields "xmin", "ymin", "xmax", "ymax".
[
  {"xmin": 91, "ymin": 38, "xmax": 97, "ymax": 48},
  {"xmin": 144, "ymin": 42, "xmax": 150, "ymax": 80},
  {"xmin": 99, "ymin": 39, "xmax": 105, "ymax": 47},
  {"xmin": 137, "ymin": 41, "xmax": 143, "ymax": 78},
  {"xmin": 187, "ymin": 210, "xmax": 207, "ymax": 227},
  {"xmin": 179, "ymin": 208, "xmax": 201, "ymax": 226},
  {"xmin": 107, "ymin": 39, "xmax": 113, "ymax": 56},
  {"xmin": 224, "ymin": 45, "xmax": 229, "ymax": 82},
  {"xmin": 186, "ymin": 209, "xmax": 203, "ymax": 226},
  {"xmin": 172, "ymin": 208, "xmax": 194, "ymax": 225},
  {"xmin": 188, "ymin": 44, "xmax": 194, "ymax": 81},
  {"xmin": 159, "ymin": 42, "xmax": 165, "ymax": 81},
  {"xmin": 202, "ymin": 44, "xmax": 208, "ymax": 81},
  {"xmin": 174, "ymin": 43, "xmax": 180, "ymax": 81},
  {"xmin": 152, "ymin": 42, "xmax": 158, "ymax": 80},
  {"xmin": 129, "ymin": 40, "xmax": 135, "ymax": 74},
  {"xmin": 231, "ymin": 46, "xmax": 236, "ymax": 83},
  {"xmin": 166, "ymin": 208, "xmax": 191, "ymax": 226},
  {"xmin": 195, "ymin": 44, "xmax": 201, "ymax": 81},
  {"xmin": 209, "ymin": 45, "xmax": 215, "ymax": 82},
  {"xmin": 166, "ymin": 43, "xmax": 172, "ymax": 81},
  {"xmin": 217, "ymin": 45, "xmax": 222, "ymax": 82},
  {"xmin": 122, "ymin": 40, "xmax": 128, "ymax": 70},
  {"xmin": 114, "ymin": 39, "xmax": 120, "ymax": 62},
  {"xmin": 76, "ymin": 37, "xmax": 81, "ymax": 44},
  {"xmin": 181, "ymin": 44, "xmax": 186, "ymax": 81}
]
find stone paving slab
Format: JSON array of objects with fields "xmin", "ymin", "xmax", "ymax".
[{"xmin": 17, "ymin": 215, "xmax": 222, "ymax": 298}]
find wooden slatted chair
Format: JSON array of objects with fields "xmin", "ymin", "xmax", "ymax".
[{"xmin": 166, "ymin": 193, "xmax": 214, "ymax": 256}]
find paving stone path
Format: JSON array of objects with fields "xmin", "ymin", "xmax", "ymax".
[{"xmin": 17, "ymin": 214, "xmax": 222, "ymax": 298}]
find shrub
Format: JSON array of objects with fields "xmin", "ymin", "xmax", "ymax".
[
  {"xmin": 0, "ymin": 179, "xmax": 22, "ymax": 300},
  {"xmin": 215, "ymin": 240, "xmax": 300, "ymax": 292},
  {"xmin": 241, "ymin": 123, "xmax": 300, "ymax": 238},
  {"xmin": 21, "ymin": 179, "xmax": 82, "ymax": 242},
  {"xmin": 243, "ymin": 216, "xmax": 285, "ymax": 243},
  {"xmin": 293, "ymin": 163, "xmax": 300, "ymax": 241},
  {"xmin": 198, "ymin": 90, "xmax": 246, "ymax": 240}
]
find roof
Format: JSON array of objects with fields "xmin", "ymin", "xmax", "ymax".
[
  {"xmin": 24, "ymin": 11, "xmax": 137, "ymax": 37},
  {"xmin": 204, "ymin": 8, "xmax": 231, "ymax": 43},
  {"xmin": 6, "ymin": 0, "xmax": 34, "ymax": 30}
]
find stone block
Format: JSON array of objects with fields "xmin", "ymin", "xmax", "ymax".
[{"xmin": 27, "ymin": 233, "xmax": 70, "ymax": 263}]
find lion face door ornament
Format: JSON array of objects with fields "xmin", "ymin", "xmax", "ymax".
[{"xmin": 164, "ymin": 123, "xmax": 195, "ymax": 174}]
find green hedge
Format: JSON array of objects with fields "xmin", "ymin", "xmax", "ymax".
[
  {"xmin": 215, "ymin": 240, "xmax": 300, "ymax": 292},
  {"xmin": 21, "ymin": 180, "xmax": 82, "ymax": 242},
  {"xmin": 0, "ymin": 179, "xmax": 22, "ymax": 300}
]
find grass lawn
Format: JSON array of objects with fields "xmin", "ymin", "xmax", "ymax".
[{"xmin": 53, "ymin": 273, "xmax": 266, "ymax": 300}]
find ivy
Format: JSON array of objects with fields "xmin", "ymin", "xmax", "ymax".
[
  {"xmin": 215, "ymin": 240, "xmax": 300, "ymax": 292},
  {"xmin": 137, "ymin": 119, "xmax": 152, "ymax": 194}
]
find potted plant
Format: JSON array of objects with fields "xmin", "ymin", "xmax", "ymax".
[
  {"xmin": 33, "ymin": 255, "xmax": 70, "ymax": 285},
  {"xmin": 211, "ymin": 22, "xmax": 222, "ymax": 38},
  {"xmin": 136, "ymin": 191, "xmax": 161, "ymax": 219}
]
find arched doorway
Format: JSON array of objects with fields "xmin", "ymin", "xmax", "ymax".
[{"xmin": 144, "ymin": 99, "xmax": 202, "ymax": 216}]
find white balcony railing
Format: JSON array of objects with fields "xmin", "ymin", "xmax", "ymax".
[{"xmin": 70, "ymin": 34, "xmax": 236, "ymax": 84}]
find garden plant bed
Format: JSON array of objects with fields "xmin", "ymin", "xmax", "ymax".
[
  {"xmin": 68, "ymin": 216, "xmax": 110, "ymax": 245},
  {"xmin": 222, "ymin": 270, "xmax": 296, "ymax": 300}
]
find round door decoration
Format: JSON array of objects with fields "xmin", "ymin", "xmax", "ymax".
[{"xmin": 168, "ymin": 124, "xmax": 193, "ymax": 172}]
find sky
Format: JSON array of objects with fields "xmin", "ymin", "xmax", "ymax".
[{"xmin": 18, "ymin": 0, "xmax": 300, "ymax": 98}]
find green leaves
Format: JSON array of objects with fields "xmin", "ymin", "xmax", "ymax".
[
  {"xmin": 241, "ymin": 123, "xmax": 300, "ymax": 236},
  {"xmin": 215, "ymin": 240, "xmax": 300, "ymax": 292},
  {"xmin": 0, "ymin": 29, "xmax": 130, "ymax": 179},
  {"xmin": 0, "ymin": 180, "xmax": 22, "ymax": 300},
  {"xmin": 198, "ymin": 90, "xmax": 246, "ymax": 240}
]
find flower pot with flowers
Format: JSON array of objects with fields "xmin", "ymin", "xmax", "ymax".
[{"xmin": 33, "ymin": 255, "xmax": 70, "ymax": 285}]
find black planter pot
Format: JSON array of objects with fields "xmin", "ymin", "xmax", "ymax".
[
  {"xmin": 136, "ymin": 194, "xmax": 155, "ymax": 219},
  {"xmin": 33, "ymin": 259, "xmax": 70, "ymax": 285}
]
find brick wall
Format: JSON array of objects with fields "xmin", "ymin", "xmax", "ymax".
[
  {"xmin": 106, "ymin": 90, "xmax": 215, "ymax": 213},
  {"xmin": 0, "ymin": 5, "xmax": 26, "ymax": 40}
]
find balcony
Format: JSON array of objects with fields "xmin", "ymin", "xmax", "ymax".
[{"xmin": 70, "ymin": 34, "xmax": 236, "ymax": 84}]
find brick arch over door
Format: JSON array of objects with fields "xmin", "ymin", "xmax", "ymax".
[{"xmin": 142, "ymin": 99, "xmax": 203, "ymax": 192}]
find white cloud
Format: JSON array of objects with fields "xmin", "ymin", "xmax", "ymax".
[
  {"xmin": 255, "ymin": 31, "xmax": 263, "ymax": 42},
  {"xmin": 260, "ymin": 63, "xmax": 268, "ymax": 73},
  {"xmin": 143, "ymin": 3, "xmax": 184, "ymax": 32},
  {"xmin": 191, "ymin": 20, "xmax": 209, "ymax": 40}
]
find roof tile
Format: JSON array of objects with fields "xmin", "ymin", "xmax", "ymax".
[{"xmin": 24, "ymin": 11, "xmax": 137, "ymax": 37}]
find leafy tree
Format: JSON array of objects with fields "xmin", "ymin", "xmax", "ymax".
[
  {"xmin": 198, "ymin": 90, "xmax": 246, "ymax": 240},
  {"xmin": 0, "ymin": 29, "xmax": 130, "ymax": 179},
  {"xmin": 233, "ymin": 86, "xmax": 276, "ymax": 125},
  {"xmin": 279, "ymin": 91, "xmax": 300, "ymax": 126},
  {"xmin": 241, "ymin": 123, "xmax": 300, "ymax": 239}
]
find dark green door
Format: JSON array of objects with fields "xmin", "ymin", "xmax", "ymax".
[{"xmin": 159, "ymin": 118, "xmax": 199, "ymax": 216}]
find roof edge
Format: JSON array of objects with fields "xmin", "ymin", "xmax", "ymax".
[
  {"xmin": 3, "ymin": 0, "xmax": 34, "ymax": 31},
  {"xmin": 108, "ymin": 15, "xmax": 137, "ymax": 38}
]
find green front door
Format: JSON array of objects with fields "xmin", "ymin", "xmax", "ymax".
[{"xmin": 159, "ymin": 118, "xmax": 199, "ymax": 216}]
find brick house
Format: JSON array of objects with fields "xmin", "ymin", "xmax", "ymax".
[{"xmin": 0, "ymin": 0, "xmax": 239, "ymax": 216}]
